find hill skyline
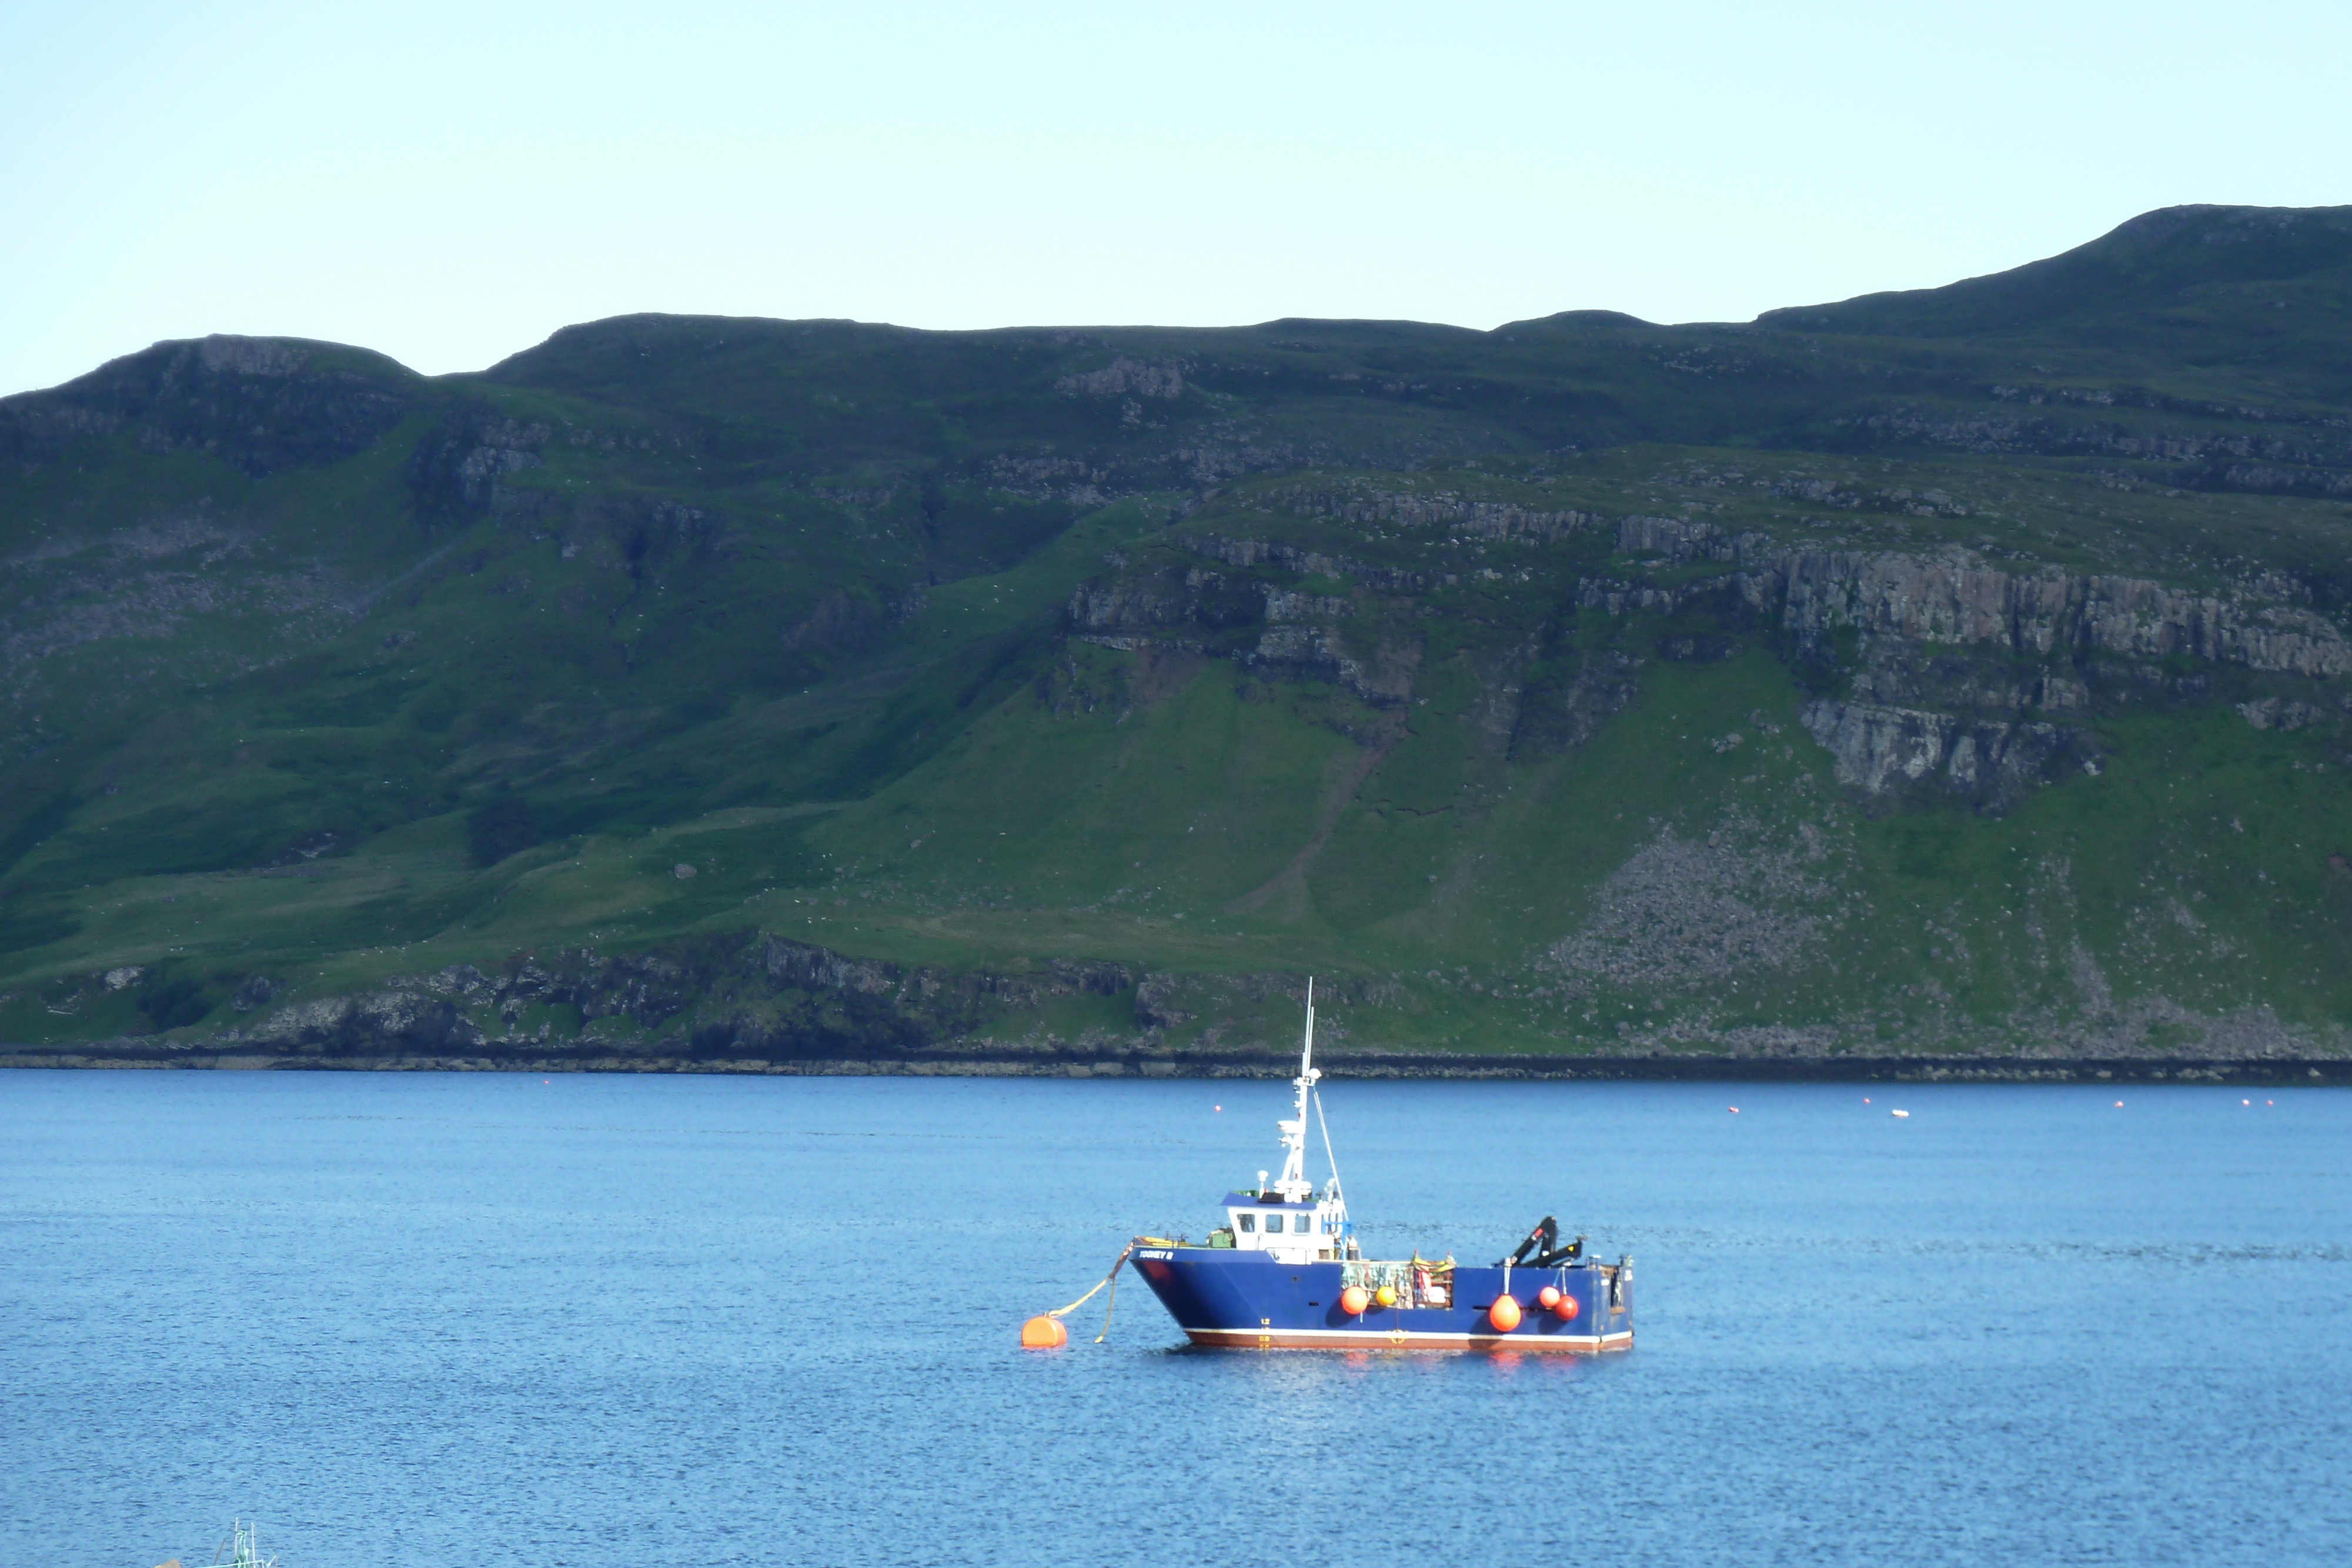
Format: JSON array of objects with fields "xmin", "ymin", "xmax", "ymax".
[{"xmin": 5, "ymin": 203, "xmax": 2351, "ymax": 1075}]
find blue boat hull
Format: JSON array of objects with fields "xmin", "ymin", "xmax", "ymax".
[{"xmin": 1128, "ymin": 1246, "xmax": 1633, "ymax": 1352}]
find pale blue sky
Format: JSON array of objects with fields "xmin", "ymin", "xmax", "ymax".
[{"xmin": 4, "ymin": 1, "xmax": 2347, "ymax": 396}]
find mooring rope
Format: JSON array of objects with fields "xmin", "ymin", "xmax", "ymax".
[
  {"xmin": 1093, "ymin": 1266, "xmax": 1120, "ymax": 1343},
  {"xmin": 1047, "ymin": 1243, "xmax": 1134, "ymax": 1340}
]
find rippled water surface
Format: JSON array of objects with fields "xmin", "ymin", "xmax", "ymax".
[{"xmin": 6, "ymin": 1069, "xmax": 2350, "ymax": 1566}]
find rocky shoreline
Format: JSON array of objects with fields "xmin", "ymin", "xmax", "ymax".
[
  {"xmin": 5, "ymin": 1042, "xmax": 2347, "ymax": 1085},
  {"xmin": 14, "ymin": 930, "xmax": 2351, "ymax": 1086}
]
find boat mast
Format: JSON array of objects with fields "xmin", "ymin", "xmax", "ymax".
[{"xmin": 1272, "ymin": 978, "xmax": 1319, "ymax": 1201}]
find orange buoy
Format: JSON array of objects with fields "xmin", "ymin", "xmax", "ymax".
[
  {"xmin": 1375, "ymin": 1284, "xmax": 1398, "ymax": 1308},
  {"xmin": 1553, "ymin": 1293, "xmax": 1579, "ymax": 1321},
  {"xmin": 1340, "ymin": 1285, "xmax": 1370, "ymax": 1315},
  {"xmin": 1020, "ymin": 1315, "xmax": 1068, "ymax": 1348},
  {"xmin": 1537, "ymin": 1285, "xmax": 1561, "ymax": 1310},
  {"xmin": 1488, "ymin": 1295, "xmax": 1522, "ymax": 1332}
]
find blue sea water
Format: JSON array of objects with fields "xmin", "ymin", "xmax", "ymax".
[{"xmin": 4, "ymin": 1069, "xmax": 2349, "ymax": 1567}]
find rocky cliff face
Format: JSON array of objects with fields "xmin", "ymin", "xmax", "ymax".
[
  {"xmin": 1274, "ymin": 483, "xmax": 1603, "ymax": 543},
  {"xmin": 1069, "ymin": 496, "xmax": 2352, "ymax": 814},
  {"xmin": 1797, "ymin": 699, "xmax": 2087, "ymax": 803},
  {"xmin": 1615, "ymin": 513, "xmax": 2347, "ymax": 674},
  {"xmin": 1586, "ymin": 514, "xmax": 2351, "ymax": 808},
  {"xmin": 1070, "ymin": 541, "xmax": 1425, "ymax": 708},
  {"xmin": 406, "ymin": 407, "xmax": 552, "ymax": 516}
]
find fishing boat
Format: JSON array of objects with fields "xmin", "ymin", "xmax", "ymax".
[
  {"xmin": 1120, "ymin": 980, "xmax": 1634, "ymax": 1352},
  {"xmin": 152, "ymin": 1519, "xmax": 276, "ymax": 1568}
]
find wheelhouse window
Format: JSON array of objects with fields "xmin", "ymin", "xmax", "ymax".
[
  {"xmin": 1292, "ymin": 1215, "xmax": 1311, "ymax": 1234},
  {"xmin": 1237, "ymin": 1213, "xmax": 1256, "ymax": 1233}
]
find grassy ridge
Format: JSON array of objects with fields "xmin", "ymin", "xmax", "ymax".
[{"xmin": 4, "ymin": 204, "xmax": 2351, "ymax": 1057}]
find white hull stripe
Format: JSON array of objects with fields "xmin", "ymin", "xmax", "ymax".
[{"xmin": 1185, "ymin": 1326, "xmax": 1634, "ymax": 1352}]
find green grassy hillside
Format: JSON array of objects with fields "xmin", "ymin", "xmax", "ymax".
[{"xmin": 4, "ymin": 204, "xmax": 2350, "ymax": 1066}]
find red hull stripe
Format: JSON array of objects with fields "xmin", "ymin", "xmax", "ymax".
[{"xmin": 1184, "ymin": 1327, "xmax": 1635, "ymax": 1353}]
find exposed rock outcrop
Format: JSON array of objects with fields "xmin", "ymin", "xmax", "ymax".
[
  {"xmin": 1584, "ymin": 513, "xmax": 2348, "ymax": 804},
  {"xmin": 407, "ymin": 407, "xmax": 550, "ymax": 515},
  {"xmin": 1274, "ymin": 484, "xmax": 1602, "ymax": 544},
  {"xmin": 1176, "ymin": 534, "xmax": 1429, "ymax": 592},
  {"xmin": 1055, "ymin": 357, "xmax": 1184, "ymax": 399},
  {"xmin": 1614, "ymin": 514, "xmax": 2352, "ymax": 676},
  {"xmin": 1800, "ymin": 699, "xmax": 2088, "ymax": 805},
  {"xmin": 784, "ymin": 587, "xmax": 883, "ymax": 651},
  {"xmin": 236, "ymin": 987, "xmax": 487, "ymax": 1055}
]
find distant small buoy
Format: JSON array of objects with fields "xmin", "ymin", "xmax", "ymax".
[
  {"xmin": 2243, "ymin": 1099, "xmax": 2251, "ymax": 1106},
  {"xmin": 1375, "ymin": 1284, "xmax": 1397, "ymax": 1308},
  {"xmin": 2115, "ymin": 1101, "xmax": 2124, "ymax": 1108},
  {"xmin": 1214, "ymin": 1105, "xmax": 1222, "ymax": 1112},
  {"xmin": 1729, "ymin": 1106, "xmax": 1740, "ymax": 1114},
  {"xmin": 1553, "ymin": 1293, "xmax": 1579, "ymax": 1321},
  {"xmin": 1488, "ymin": 1295, "xmax": 1522, "ymax": 1332},
  {"xmin": 1891, "ymin": 1109, "xmax": 1909, "ymax": 1118},
  {"xmin": 1341, "ymin": 1285, "xmax": 1370, "ymax": 1315},
  {"xmin": 1020, "ymin": 1315, "xmax": 1067, "ymax": 1348},
  {"xmin": 1537, "ymin": 1285, "xmax": 1561, "ymax": 1310}
]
